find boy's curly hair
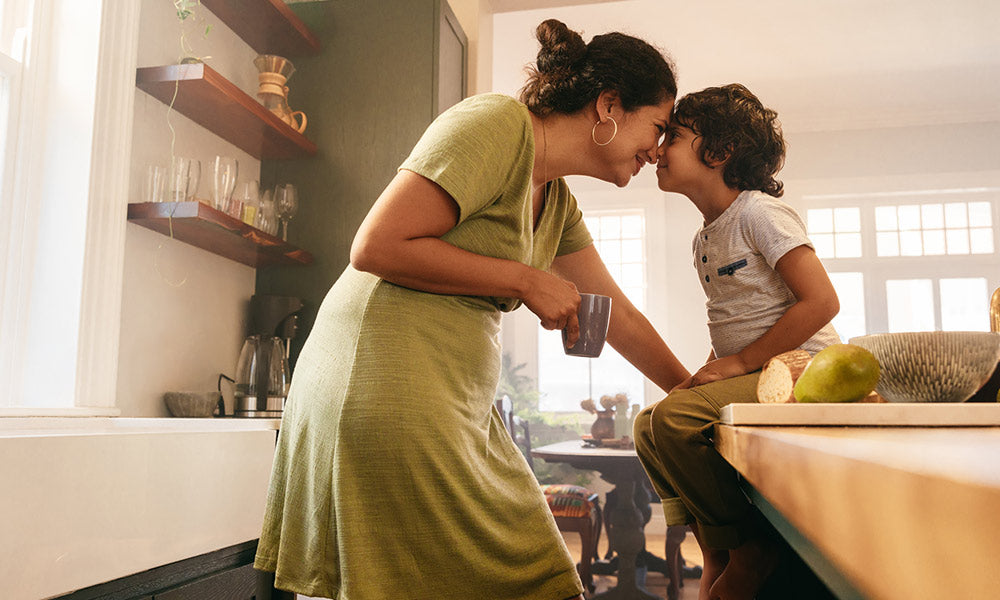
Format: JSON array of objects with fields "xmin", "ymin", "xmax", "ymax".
[{"xmin": 673, "ymin": 83, "xmax": 785, "ymax": 197}]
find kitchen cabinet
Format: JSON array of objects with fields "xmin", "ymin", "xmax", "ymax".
[
  {"xmin": 254, "ymin": 0, "xmax": 469, "ymax": 362},
  {"xmin": 131, "ymin": 0, "xmax": 320, "ymax": 267}
]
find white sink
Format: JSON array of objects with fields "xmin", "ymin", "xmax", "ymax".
[{"xmin": 0, "ymin": 417, "xmax": 278, "ymax": 600}]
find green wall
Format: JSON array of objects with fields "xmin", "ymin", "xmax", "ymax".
[{"xmin": 256, "ymin": 0, "xmax": 443, "ymax": 362}]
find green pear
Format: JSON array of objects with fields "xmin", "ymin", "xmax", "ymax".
[{"xmin": 793, "ymin": 344, "xmax": 880, "ymax": 403}]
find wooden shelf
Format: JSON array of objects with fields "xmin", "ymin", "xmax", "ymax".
[
  {"xmin": 202, "ymin": 0, "xmax": 320, "ymax": 57},
  {"xmin": 136, "ymin": 63, "xmax": 317, "ymax": 160},
  {"xmin": 127, "ymin": 201, "xmax": 313, "ymax": 268}
]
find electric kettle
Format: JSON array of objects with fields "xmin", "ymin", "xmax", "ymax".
[{"xmin": 234, "ymin": 335, "xmax": 289, "ymax": 418}]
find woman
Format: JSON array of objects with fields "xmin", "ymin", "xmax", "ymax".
[{"xmin": 254, "ymin": 19, "xmax": 690, "ymax": 600}]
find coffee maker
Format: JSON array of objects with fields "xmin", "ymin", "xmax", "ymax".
[{"xmin": 234, "ymin": 294, "xmax": 303, "ymax": 418}]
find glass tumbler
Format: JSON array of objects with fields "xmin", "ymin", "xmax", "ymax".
[
  {"xmin": 238, "ymin": 180, "xmax": 261, "ymax": 226},
  {"xmin": 169, "ymin": 157, "xmax": 201, "ymax": 202},
  {"xmin": 144, "ymin": 165, "xmax": 166, "ymax": 203},
  {"xmin": 212, "ymin": 156, "xmax": 239, "ymax": 216}
]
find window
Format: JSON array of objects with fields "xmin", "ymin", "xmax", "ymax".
[
  {"xmin": 805, "ymin": 189, "xmax": 999, "ymax": 338},
  {"xmin": 537, "ymin": 210, "xmax": 648, "ymax": 412},
  {"xmin": 0, "ymin": 1, "xmax": 139, "ymax": 413}
]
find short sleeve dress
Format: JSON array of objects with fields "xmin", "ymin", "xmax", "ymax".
[{"xmin": 254, "ymin": 93, "xmax": 593, "ymax": 600}]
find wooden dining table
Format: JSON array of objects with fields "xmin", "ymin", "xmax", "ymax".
[{"xmin": 531, "ymin": 440, "xmax": 664, "ymax": 600}]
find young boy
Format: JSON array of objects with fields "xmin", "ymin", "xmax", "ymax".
[{"xmin": 634, "ymin": 84, "xmax": 841, "ymax": 600}]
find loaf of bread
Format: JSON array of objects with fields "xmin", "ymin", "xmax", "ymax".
[{"xmin": 756, "ymin": 350, "xmax": 812, "ymax": 404}]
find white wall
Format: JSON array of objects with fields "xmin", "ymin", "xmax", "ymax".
[{"xmin": 116, "ymin": 1, "xmax": 263, "ymax": 416}]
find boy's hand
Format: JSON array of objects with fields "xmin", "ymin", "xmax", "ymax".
[{"xmin": 671, "ymin": 355, "xmax": 750, "ymax": 391}]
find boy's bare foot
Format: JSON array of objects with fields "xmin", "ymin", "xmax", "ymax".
[
  {"xmin": 708, "ymin": 536, "xmax": 779, "ymax": 600},
  {"xmin": 698, "ymin": 547, "xmax": 729, "ymax": 600}
]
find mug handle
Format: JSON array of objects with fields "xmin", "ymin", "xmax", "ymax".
[{"xmin": 290, "ymin": 111, "xmax": 307, "ymax": 133}]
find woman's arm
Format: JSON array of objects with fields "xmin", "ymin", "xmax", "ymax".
[
  {"xmin": 551, "ymin": 245, "xmax": 690, "ymax": 392},
  {"xmin": 673, "ymin": 244, "xmax": 839, "ymax": 389},
  {"xmin": 350, "ymin": 170, "xmax": 582, "ymax": 332}
]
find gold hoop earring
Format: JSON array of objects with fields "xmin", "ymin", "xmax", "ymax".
[{"xmin": 591, "ymin": 116, "xmax": 618, "ymax": 146}]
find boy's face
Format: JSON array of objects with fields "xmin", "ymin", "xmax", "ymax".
[{"xmin": 655, "ymin": 122, "xmax": 715, "ymax": 195}]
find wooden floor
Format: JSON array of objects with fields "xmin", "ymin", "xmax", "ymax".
[{"xmin": 560, "ymin": 503, "xmax": 705, "ymax": 599}]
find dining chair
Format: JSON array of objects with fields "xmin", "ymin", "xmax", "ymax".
[{"xmin": 495, "ymin": 395, "xmax": 603, "ymax": 593}]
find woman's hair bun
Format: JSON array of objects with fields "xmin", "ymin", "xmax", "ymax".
[
  {"xmin": 534, "ymin": 19, "xmax": 586, "ymax": 75},
  {"xmin": 519, "ymin": 19, "xmax": 677, "ymax": 117}
]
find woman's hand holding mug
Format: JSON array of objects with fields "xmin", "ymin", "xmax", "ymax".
[{"xmin": 521, "ymin": 269, "xmax": 581, "ymax": 343}]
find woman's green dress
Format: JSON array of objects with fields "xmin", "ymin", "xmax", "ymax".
[{"xmin": 254, "ymin": 94, "xmax": 593, "ymax": 600}]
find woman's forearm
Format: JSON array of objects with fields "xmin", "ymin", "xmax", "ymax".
[{"xmin": 353, "ymin": 235, "xmax": 533, "ymax": 298}]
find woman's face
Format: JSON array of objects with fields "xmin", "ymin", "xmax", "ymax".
[{"xmin": 598, "ymin": 98, "xmax": 674, "ymax": 187}]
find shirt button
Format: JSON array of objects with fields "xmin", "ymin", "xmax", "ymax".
[
  {"xmin": 705, "ymin": 275, "xmax": 710, "ymax": 282},
  {"xmin": 701, "ymin": 255, "xmax": 707, "ymax": 263}
]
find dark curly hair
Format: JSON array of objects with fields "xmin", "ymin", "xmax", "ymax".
[
  {"xmin": 519, "ymin": 19, "xmax": 677, "ymax": 116},
  {"xmin": 673, "ymin": 83, "xmax": 786, "ymax": 197}
]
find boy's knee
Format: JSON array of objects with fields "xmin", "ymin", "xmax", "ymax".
[
  {"xmin": 649, "ymin": 389, "xmax": 706, "ymax": 441},
  {"xmin": 632, "ymin": 402, "xmax": 659, "ymax": 450}
]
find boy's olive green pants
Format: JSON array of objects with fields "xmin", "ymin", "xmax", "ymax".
[{"xmin": 633, "ymin": 372, "xmax": 760, "ymax": 550}]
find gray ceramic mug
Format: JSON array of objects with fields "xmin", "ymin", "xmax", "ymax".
[{"xmin": 563, "ymin": 293, "xmax": 612, "ymax": 357}]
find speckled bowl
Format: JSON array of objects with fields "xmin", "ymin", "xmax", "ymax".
[
  {"xmin": 164, "ymin": 391, "xmax": 222, "ymax": 417},
  {"xmin": 849, "ymin": 332, "xmax": 1000, "ymax": 403}
]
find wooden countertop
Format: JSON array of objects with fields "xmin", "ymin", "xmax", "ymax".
[{"xmin": 715, "ymin": 425, "xmax": 1000, "ymax": 600}]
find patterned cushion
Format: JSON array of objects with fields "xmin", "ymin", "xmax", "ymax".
[{"xmin": 540, "ymin": 484, "xmax": 597, "ymax": 518}]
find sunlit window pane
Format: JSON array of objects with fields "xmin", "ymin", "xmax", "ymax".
[
  {"xmin": 807, "ymin": 208, "xmax": 833, "ymax": 233},
  {"xmin": 834, "ymin": 207, "xmax": 861, "ymax": 232},
  {"xmin": 886, "ymin": 279, "xmax": 935, "ymax": 332},
  {"xmin": 970, "ymin": 227, "xmax": 994, "ymax": 254},
  {"xmin": 944, "ymin": 203, "xmax": 968, "ymax": 228},
  {"xmin": 586, "ymin": 217, "xmax": 600, "ymax": 239},
  {"xmin": 899, "ymin": 230, "xmax": 923, "ymax": 256},
  {"xmin": 602, "ymin": 216, "xmax": 621, "ymax": 237},
  {"xmin": 605, "ymin": 263, "xmax": 622, "ymax": 282},
  {"xmin": 940, "ymin": 278, "xmax": 989, "ymax": 331},
  {"xmin": 537, "ymin": 328, "xmax": 590, "ymax": 412},
  {"xmin": 540, "ymin": 209, "xmax": 647, "ymax": 411},
  {"xmin": 876, "ymin": 232, "xmax": 900, "ymax": 257},
  {"xmin": 920, "ymin": 204, "xmax": 944, "ymax": 229},
  {"xmin": 621, "ymin": 239, "xmax": 642, "ymax": 262},
  {"xmin": 875, "ymin": 206, "xmax": 897, "ymax": 231},
  {"xmin": 828, "ymin": 272, "xmax": 866, "ymax": 341},
  {"xmin": 946, "ymin": 229, "xmax": 970, "ymax": 254},
  {"xmin": 624, "ymin": 286, "xmax": 644, "ymax": 311},
  {"xmin": 621, "ymin": 263, "xmax": 643, "ymax": 288},
  {"xmin": 898, "ymin": 205, "xmax": 921, "ymax": 230},
  {"xmin": 811, "ymin": 233, "xmax": 835, "ymax": 258},
  {"xmin": 922, "ymin": 229, "xmax": 945, "ymax": 255},
  {"xmin": 833, "ymin": 233, "xmax": 861, "ymax": 257},
  {"xmin": 599, "ymin": 240, "xmax": 621, "ymax": 263},
  {"xmin": 968, "ymin": 202, "xmax": 992, "ymax": 226},
  {"xmin": 621, "ymin": 215, "xmax": 642, "ymax": 238}
]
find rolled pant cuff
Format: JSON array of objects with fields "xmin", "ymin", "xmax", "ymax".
[
  {"xmin": 696, "ymin": 517, "xmax": 756, "ymax": 550},
  {"xmin": 660, "ymin": 498, "xmax": 693, "ymax": 526}
]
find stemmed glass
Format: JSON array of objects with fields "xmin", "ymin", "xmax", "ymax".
[{"xmin": 274, "ymin": 183, "xmax": 299, "ymax": 241}]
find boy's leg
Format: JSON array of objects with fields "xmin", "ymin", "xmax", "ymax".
[
  {"xmin": 645, "ymin": 373, "xmax": 760, "ymax": 549},
  {"xmin": 635, "ymin": 373, "xmax": 773, "ymax": 599},
  {"xmin": 634, "ymin": 399, "xmax": 727, "ymax": 600}
]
